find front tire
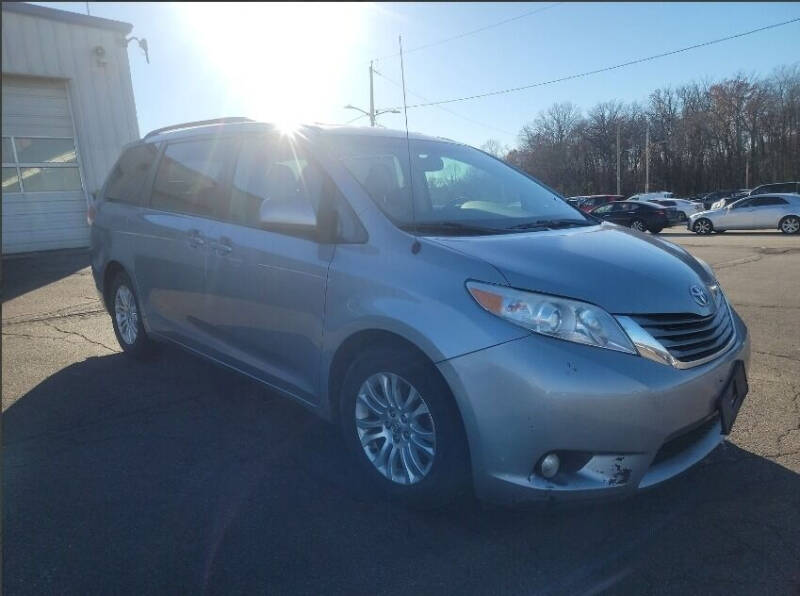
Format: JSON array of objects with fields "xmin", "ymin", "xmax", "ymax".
[
  {"xmin": 339, "ymin": 345, "xmax": 469, "ymax": 508},
  {"xmin": 779, "ymin": 215, "xmax": 799, "ymax": 234},
  {"xmin": 693, "ymin": 218, "xmax": 713, "ymax": 235},
  {"xmin": 109, "ymin": 271, "xmax": 155, "ymax": 359}
]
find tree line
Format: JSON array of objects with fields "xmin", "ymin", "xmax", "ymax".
[{"xmin": 483, "ymin": 64, "xmax": 800, "ymax": 198}]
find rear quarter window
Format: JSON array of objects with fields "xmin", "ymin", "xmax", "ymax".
[{"xmin": 105, "ymin": 143, "xmax": 160, "ymax": 205}]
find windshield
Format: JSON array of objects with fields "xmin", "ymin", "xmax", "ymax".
[{"xmin": 322, "ymin": 134, "xmax": 590, "ymax": 232}]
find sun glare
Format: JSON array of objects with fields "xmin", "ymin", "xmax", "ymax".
[{"xmin": 176, "ymin": 2, "xmax": 367, "ymax": 124}]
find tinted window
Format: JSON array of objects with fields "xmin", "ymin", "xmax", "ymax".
[
  {"xmin": 593, "ymin": 204, "xmax": 613, "ymax": 214},
  {"xmin": 752, "ymin": 197, "xmax": 787, "ymax": 207},
  {"xmin": 732, "ymin": 199, "xmax": 753, "ymax": 209},
  {"xmin": 151, "ymin": 138, "xmax": 235, "ymax": 217},
  {"xmin": 227, "ymin": 137, "xmax": 323, "ymax": 227},
  {"xmin": 105, "ymin": 144, "xmax": 160, "ymax": 204}
]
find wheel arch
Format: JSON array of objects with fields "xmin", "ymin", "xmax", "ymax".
[{"xmin": 102, "ymin": 260, "xmax": 126, "ymax": 312}]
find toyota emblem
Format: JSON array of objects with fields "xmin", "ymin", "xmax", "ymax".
[{"xmin": 690, "ymin": 285, "xmax": 709, "ymax": 307}]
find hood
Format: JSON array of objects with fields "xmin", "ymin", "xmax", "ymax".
[{"xmin": 428, "ymin": 223, "xmax": 717, "ymax": 315}]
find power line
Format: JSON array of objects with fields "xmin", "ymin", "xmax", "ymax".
[
  {"xmin": 371, "ymin": 2, "xmax": 563, "ymax": 64},
  {"xmin": 389, "ymin": 17, "xmax": 800, "ymax": 110},
  {"xmin": 372, "ymin": 68, "xmax": 515, "ymax": 136},
  {"xmin": 344, "ymin": 113, "xmax": 368, "ymax": 125}
]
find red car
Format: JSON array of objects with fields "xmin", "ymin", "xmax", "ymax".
[{"xmin": 567, "ymin": 194, "xmax": 624, "ymax": 213}]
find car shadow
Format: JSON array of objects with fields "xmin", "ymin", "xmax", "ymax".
[
  {"xmin": 3, "ymin": 350, "xmax": 799, "ymax": 595},
  {"xmin": 663, "ymin": 231, "xmax": 786, "ymax": 238},
  {"xmin": 1, "ymin": 249, "xmax": 90, "ymax": 302}
]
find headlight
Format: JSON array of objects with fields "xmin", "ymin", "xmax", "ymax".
[{"xmin": 466, "ymin": 281, "xmax": 636, "ymax": 354}]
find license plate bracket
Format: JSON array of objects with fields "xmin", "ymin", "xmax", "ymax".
[{"xmin": 718, "ymin": 360, "xmax": 748, "ymax": 435}]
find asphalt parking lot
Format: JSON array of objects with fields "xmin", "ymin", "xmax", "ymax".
[{"xmin": 2, "ymin": 229, "xmax": 799, "ymax": 595}]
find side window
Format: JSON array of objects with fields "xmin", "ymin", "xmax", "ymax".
[
  {"xmin": 754, "ymin": 197, "xmax": 787, "ymax": 207},
  {"xmin": 151, "ymin": 138, "xmax": 235, "ymax": 217},
  {"xmin": 104, "ymin": 144, "xmax": 160, "ymax": 204},
  {"xmin": 227, "ymin": 137, "xmax": 322, "ymax": 227},
  {"xmin": 593, "ymin": 204, "xmax": 612, "ymax": 214},
  {"xmin": 732, "ymin": 199, "xmax": 753, "ymax": 209}
]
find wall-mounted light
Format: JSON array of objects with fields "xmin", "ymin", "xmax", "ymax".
[
  {"xmin": 93, "ymin": 45, "xmax": 107, "ymax": 66},
  {"xmin": 125, "ymin": 36, "xmax": 150, "ymax": 64}
]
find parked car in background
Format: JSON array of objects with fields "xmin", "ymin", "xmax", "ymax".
[
  {"xmin": 567, "ymin": 194, "xmax": 623, "ymax": 213},
  {"xmin": 698, "ymin": 189, "xmax": 741, "ymax": 210},
  {"xmin": 689, "ymin": 194, "xmax": 800, "ymax": 234},
  {"xmin": 591, "ymin": 200, "xmax": 677, "ymax": 233},
  {"xmin": 650, "ymin": 198, "xmax": 703, "ymax": 222},
  {"xmin": 90, "ymin": 119, "xmax": 751, "ymax": 506},
  {"xmin": 627, "ymin": 191, "xmax": 674, "ymax": 202},
  {"xmin": 748, "ymin": 181, "xmax": 800, "ymax": 196}
]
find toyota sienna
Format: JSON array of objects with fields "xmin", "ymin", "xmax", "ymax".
[{"xmin": 90, "ymin": 118, "xmax": 750, "ymax": 506}]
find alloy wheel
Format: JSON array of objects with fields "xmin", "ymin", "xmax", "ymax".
[
  {"xmin": 114, "ymin": 285, "xmax": 139, "ymax": 345},
  {"xmin": 355, "ymin": 372, "xmax": 436, "ymax": 485},
  {"xmin": 631, "ymin": 219, "xmax": 646, "ymax": 232},
  {"xmin": 781, "ymin": 216, "xmax": 799, "ymax": 234},
  {"xmin": 694, "ymin": 219, "xmax": 712, "ymax": 234}
]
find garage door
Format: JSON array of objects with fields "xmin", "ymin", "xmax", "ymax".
[{"xmin": 2, "ymin": 77, "xmax": 88, "ymax": 254}]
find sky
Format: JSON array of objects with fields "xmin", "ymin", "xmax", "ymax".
[{"xmin": 33, "ymin": 2, "xmax": 800, "ymax": 149}]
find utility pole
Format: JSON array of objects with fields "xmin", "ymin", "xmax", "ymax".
[
  {"xmin": 344, "ymin": 62, "xmax": 400, "ymax": 126},
  {"xmin": 368, "ymin": 61, "xmax": 376, "ymax": 127},
  {"xmin": 616, "ymin": 122, "xmax": 621, "ymax": 196},
  {"xmin": 645, "ymin": 123, "xmax": 650, "ymax": 193}
]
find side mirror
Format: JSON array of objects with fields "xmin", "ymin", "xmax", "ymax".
[{"xmin": 259, "ymin": 199, "xmax": 317, "ymax": 231}]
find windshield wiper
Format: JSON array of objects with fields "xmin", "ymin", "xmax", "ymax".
[
  {"xmin": 507, "ymin": 219, "xmax": 594, "ymax": 231},
  {"xmin": 399, "ymin": 222, "xmax": 506, "ymax": 236}
]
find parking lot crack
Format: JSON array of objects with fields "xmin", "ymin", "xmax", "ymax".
[
  {"xmin": 40, "ymin": 320, "xmax": 118, "ymax": 353},
  {"xmin": 753, "ymin": 350, "xmax": 800, "ymax": 363}
]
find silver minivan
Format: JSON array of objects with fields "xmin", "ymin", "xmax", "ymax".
[{"xmin": 91, "ymin": 119, "xmax": 750, "ymax": 506}]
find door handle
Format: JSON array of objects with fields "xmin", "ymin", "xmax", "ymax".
[
  {"xmin": 187, "ymin": 229, "xmax": 206, "ymax": 248},
  {"xmin": 212, "ymin": 237, "xmax": 233, "ymax": 256}
]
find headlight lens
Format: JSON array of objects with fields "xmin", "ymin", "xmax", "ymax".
[{"xmin": 467, "ymin": 281, "xmax": 636, "ymax": 354}]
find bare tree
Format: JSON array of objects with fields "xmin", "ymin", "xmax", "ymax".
[{"xmin": 509, "ymin": 64, "xmax": 800, "ymax": 197}]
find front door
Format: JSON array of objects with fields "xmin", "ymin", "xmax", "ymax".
[
  {"xmin": 204, "ymin": 135, "xmax": 334, "ymax": 403},
  {"xmin": 718, "ymin": 198, "xmax": 755, "ymax": 229}
]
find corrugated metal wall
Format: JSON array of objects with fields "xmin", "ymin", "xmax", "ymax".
[{"xmin": 1, "ymin": 9, "xmax": 139, "ymax": 195}]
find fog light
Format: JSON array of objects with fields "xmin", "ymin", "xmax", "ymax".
[{"xmin": 540, "ymin": 453, "xmax": 560, "ymax": 479}]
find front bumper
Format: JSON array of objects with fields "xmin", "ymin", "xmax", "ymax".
[{"xmin": 437, "ymin": 309, "xmax": 750, "ymax": 505}]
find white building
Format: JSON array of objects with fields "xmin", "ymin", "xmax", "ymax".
[{"xmin": 2, "ymin": 2, "xmax": 139, "ymax": 254}]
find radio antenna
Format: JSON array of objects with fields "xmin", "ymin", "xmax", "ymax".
[{"xmin": 399, "ymin": 35, "xmax": 420, "ymax": 253}]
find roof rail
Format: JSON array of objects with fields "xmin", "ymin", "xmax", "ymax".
[{"xmin": 143, "ymin": 117, "xmax": 255, "ymax": 140}]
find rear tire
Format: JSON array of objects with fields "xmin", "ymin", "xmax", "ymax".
[
  {"xmin": 779, "ymin": 215, "xmax": 799, "ymax": 234},
  {"xmin": 649, "ymin": 227, "xmax": 663, "ymax": 234},
  {"xmin": 630, "ymin": 219, "xmax": 647, "ymax": 232},
  {"xmin": 109, "ymin": 271, "xmax": 155, "ymax": 359},
  {"xmin": 339, "ymin": 345, "xmax": 470, "ymax": 508},
  {"xmin": 693, "ymin": 218, "xmax": 713, "ymax": 235}
]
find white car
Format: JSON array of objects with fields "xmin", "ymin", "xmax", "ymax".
[
  {"xmin": 650, "ymin": 198, "xmax": 703, "ymax": 222},
  {"xmin": 688, "ymin": 193, "xmax": 800, "ymax": 235},
  {"xmin": 627, "ymin": 191, "xmax": 674, "ymax": 201}
]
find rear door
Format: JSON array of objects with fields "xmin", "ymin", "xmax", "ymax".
[
  {"xmin": 203, "ymin": 134, "xmax": 335, "ymax": 402},
  {"xmin": 134, "ymin": 136, "xmax": 236, "ymax": 346},
  {"xmin": 750, "ymin": 196, "xmax": 788, "ymax": 228}
]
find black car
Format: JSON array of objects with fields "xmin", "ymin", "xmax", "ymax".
[{"xmin": 590, "ymin": 200, "xmax": 676, "ymax": 234}]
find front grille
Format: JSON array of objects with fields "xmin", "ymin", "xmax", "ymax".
[{"xmin": 630, "ymin": 302, "xmax": 734, "ymax": 364}]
